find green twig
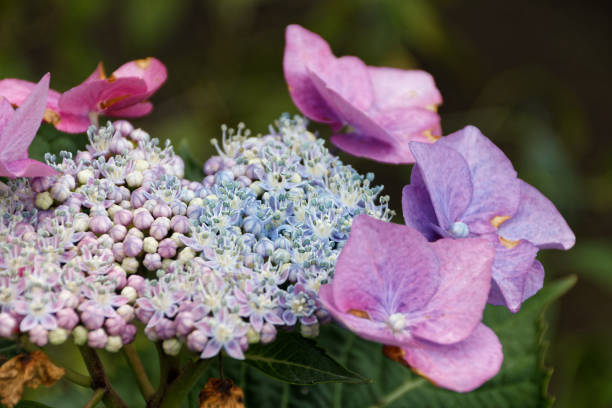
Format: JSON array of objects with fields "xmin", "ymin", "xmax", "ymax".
[
  {"xmin": 369, "ymin": 377, "xmax": 427, "ymax": 408},
  {"xmin": 83, "ymin": 388, "xmax": 106, "ymax": 408},
  {"xmin": 78, "ymin": 346, "xmax": 128, "ymax": 408},
  {"xmin": 122, "ymin": 344, "xmax": 155, "ymax": 401},
  {"xmin": 157, "ymin": 358, "xmax": 214, "ymax": 408}
]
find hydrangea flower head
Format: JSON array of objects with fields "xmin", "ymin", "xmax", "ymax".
[
  {"xmin": 0, "ymin": 73, "xmax": 58, "ymax": 178},
  {"xmin": 283, "ymin": 24, "xmax": 442, "ymax": 164},
  {"xmin": 402, "ymin": 125, "xmax": 575, "ymax": 311},
  {"xmin": 318, "ymin": 214, "xmax": 502, "ymax": 392},
  {"xmin": 0, "ymin": 58, "xmax": 167, "ymax": 133}
]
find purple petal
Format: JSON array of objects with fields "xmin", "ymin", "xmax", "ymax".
[
  {"xmin": 498, "ymin": 180, "xmax": 575, "ymax": 250},
  {"xmin": 401, "ymin": 323, "xmax": 503, "ymax": 392},
  {"xmin": 522, "ymin": 260, "xmax": 545, "ymax": 302},
  {"xmin": 488, "ymin": 239, "xmax": 539, "ymax": 312},
  {"xmin": 438, "ymin": 126, "xmax": 521, "ymax": 233},
  {"xmin": 411, "ymin": 238, "xmax": 494, "ymax": 344},
  {"xmin": 332, "ymin": 215, "xmax": 440, "ymax": 316},
  {"xmin": 0, "ymin": 158, "xmax": 57, "ymax": 179},
  {"xmin": 0, "ymin": 73, "xmax": 49, "ymax": 161},
  {"xmin": 201, "ymin": 339, "xmax": 222, "ymax": 359},
  {"xmin": 283, "ymin": 25, "xmax": 339, "ymax": 124},
  {"xmin": 224, "ymin": 339, "xmax": 245, "ymax": 360},
  {"xmin": 409, "ymin": 141, "xmax": 474, "ymax": 231},
  {"xmin": 20, "ymin": 315, "xmax": 37, "ymax": 332},
  {"xmin": 401, "ymin": 170, "xmax": 438, "ymax": 241},
  {"xmin": 41, "ymin": 314, "xmax": 58, "ymax": 331}
]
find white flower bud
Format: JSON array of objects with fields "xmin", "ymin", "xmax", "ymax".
[
  {"xmin": 105, "ymin": 336, "xmax": 123, "ymax": 353},
  {"xmin": 127, "ymin": 228, "xmax": 144, "ymax": 239},
  {"xmin": 170, "ymin": 233, "xmax": 183, "ymax": 247},
  {"xmin": 120, "ymin": 287, "xmax": 138, "ymax": 304},
  {"xmin": 108, "ymin": 204, "xmax": 122, "ymax": 218},
  {"xmin": 117, "ymin": 304, "xmax": 135, "ymax": 322},
  {"xmin": 77, "ymin": 168, "xmax": 94, "ymax": 185},
  {"xmin": 72, "ymin": 325, "xmax": 88, "ymax": 346},
  {"xmin": 97, "ymin": 234, "xmax": 113, "ymax": 249},
  {"xmin": 246, "ymin": 327, "xmax": 260, "ymax": 344},
  {"xmin": 134, "ymin": 159, "xmax": 149, "ymax": 171},
  {"xmin": 143, "ymin": 237, "xmax": 159, "ymax": 253},
  {"xmin": 177, "ymin": 247, "xmax": 196, "ymax": 262},
  {"xmin": 35, "ymin": 192, "xmax": 53, "ymax": 210},
  {"xmin": 121, "ymin": 257, "xmax": 139, "ymax": 273},
  {"xmin": 73, "ymin": 214, "xmax": 90, "ymax": 232},
  {"xmin": 49, "ymin": 328, "xmax": 69, "ymax": 345},
  {"xmin": 162, "ymin": 339, "xmax": 181, "ymax": 356},
  {"xmin": 126, "ymin": 171, "xmax": 144, "ymax": 188}
]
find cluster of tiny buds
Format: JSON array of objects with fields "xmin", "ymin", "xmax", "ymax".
[{"xmin": 0, "ymin": 116, "xmax": 391, "ymax": 360}]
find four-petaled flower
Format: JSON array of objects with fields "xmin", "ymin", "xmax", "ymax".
[
  {"xmin": 402, "ymin": 126, "xmax": 575, "ymax": 311},
  {"xmin": 319, "ymin": 214, "xmax": 503, "ymax": 392},
  {"xmin": 284, "ymin": 24, "xmax": 442, "ymax": 164}
]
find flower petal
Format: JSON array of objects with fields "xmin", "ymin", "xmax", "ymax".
[
  {"xmin": 0, "ymin": 78, "xmax": 61, "ymax": 111},
  {"xmin": 0, "ymin": 73, "xmax": 49, "ymax": 162},
  {"xmin": 438, "ymin": 126, "xmax": 521, "ymax": 233},
  {"xmin": 332, "ymin": 215, "xmax": 440, "ymax": 317},
  {"xmin": 106, "ymin": 101, "xmax": 153, "ymax": 117},
  {"xmin": 401, "ymin": 168, "xmax": 439, "ymax": 241},
  {"xmin": 498, "ymin": 180, "xmax": 575, "ymax": 250},
  {"xmin": 401, "ymin": 323, "xmax": 503, "ymax": 392},
  {"xmin": 283, "ymin": 24, "xmax": 339, "ymax": 124},
  {"xmin": 411, "ymin": 238, "xmax": 494, "ymax": 344},
  {"xmin": 409, "ymin": 141, "xmax": 474, "ymax": 231},
  {"xmin": 367, "ymin": 66, "xmax": 442, "ymax": 112},
  {"xmin": 0, "ymin": 158, "xmax": 58, "ymax": 179},
  {"xmin": 111, "ymin": 57, "xmax": 168, "ymax": 97}
]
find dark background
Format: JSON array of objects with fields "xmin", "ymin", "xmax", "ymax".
[{"xmin": 1, "ymin": 1, "xmax": 610, "ymax": 406}]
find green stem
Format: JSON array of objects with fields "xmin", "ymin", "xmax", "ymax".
[
  {"xmin": 157, "ymin": 358, "xmax": 214, "ymax": 408},
  {"xmin": 122, "ymin": 344, "xmax": 155, "ymax": 401},
  {"xmin": 78, "ymin": 346, "xmax": 128, "ymax": 408},
  {"xmin": 146, "ymin": 343, "xmax": 181, "ymax": 407},
  {"xmin": 83, "ymin": 388, "xmax": 106, "ymax": 408},
  {"xmin": 369, "ymin": 378, "xmax": 427, "ymax": 408}
]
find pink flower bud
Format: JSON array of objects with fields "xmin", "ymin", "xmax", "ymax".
[
  {"xmin": 76, "ymin": 150, "xmax": 93, "ymax": 162},
  {"xmin": 133, "ymin": 208, "xmax": 153, "ymax": 229},
  {"xmin": 121, "ymin": 324, "xmax": 137, "ymax": 344},
  {"xmin": 107, "ymin": 266, "xmax": 127, "ymax": 289},
  {"xmin": 113, "ymin": 209, "xmax": 133, "ymax": 226},
  {"xmin": 109, "ymin": 225, "xmax": 127, "ymax": 242},
  {"xmin": 81, "ymin": 307, "xmax": 105, "ymax": 330},
  {"xmin": 152, "ymin": 202, "xmax": 172, "ymax": 218},
  {"xmin": 158, "ymin": 238, "xmax": 177, "ymax": 259},
  {"xmin": 240, "ymin": 335, "xmax": 249, "ymax": 352},
  {"xmin": 175, "ymin": 311, "xmax": 195, "ymax": 336},
  {"xmin": 90, "ymin": 215, "xmax": 113, "ymax": 234},
  {"xmin": 112, "ymin": 242, "xmax": 125, "ymax": 262},
  {"xmin": 155, "ymin": 318, "xmax": 176, "ymax": 340},
  {"xmin": 135, "ymin": 305, "xmax": 153, "ymax": 323},
  {"xmin": 105, "ymin": 317, "xmax": 126, "ymax": 336},
  {"xmin": 202, "ymin": 175, "xmax": 214, "ymax": 187},
  {"xmin": 0, "ymin": 313, "xmax": 16, "ymax": 337},
  {"xmin": 143, "ymin": 253, "xmax": 162, "ymax": 271},
  {"xmin": 88, "ymin": 328, "xmax": 108, "ymax": 348},
  {"xmin": 170, "ymin": 215, "xmax": 189, "ymax": 234},
  {"xmin": 123, "ymin": 235, "xmax": 143, "ymax": 257},
  {"xmin": 29, "ymin": 325, "xmax": 48, "ymax": 347},
  {"xmin": 203, "ymin": 156, "xmax": 223, "ymax": 175},
  {"xmin": 110, "ymin": 136, "xmax": 132, "ymax": 154},
  {"xmin": 31, "ymin": 177, "xmax": 54, "ymax": 193},
  {"xmin": 144, "ymin": 325, "xmax": 159, "ymax": 341},
  {"xmin": 78, "ymin": 233, "xmax": 98, "ymax": 249},
  {"xmin": 260, "ymin": 323, "xmax": 277, "ymax": 344},
  {"xmin": 236, "ymin": 176, "xmax": 252, "ymax": 187},
  {"xmin": 130, "ymin": 188, "xmax": 148, "ymax": 209},
  {"xmin": 187, "ymin": 330, "xmax": 208, "ymax": 352},
  {"xmin": 150, "ymin": 218, "xmax": 170, "ymax": 240},
  {"xmin": 57, "ymin": 308, "xmax": 79, "ymax": 330},
  {"xmin": 127, "ymin": 275, "xmax": 145, "ymax": 294},
  {"xmin": 113, "ymin": 120, "xmax": 134, "ymax": 137}
]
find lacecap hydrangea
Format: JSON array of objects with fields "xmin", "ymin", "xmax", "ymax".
[{"xmin": 0, "ymin": 115, "xmax": 392, "ymax": 359}]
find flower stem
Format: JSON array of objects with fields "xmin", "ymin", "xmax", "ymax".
[
  {"xmin": 84, "ymin": 388, "xmax": 106, "ymax": 408},
  {"xmin": 369, "ymin": 377, "xmax": 426, "ymax": 408},
  {"xmin": 122, "ymin": 344, "xmax": 155, "ymax": 401},
  {"xmin": 157, "ymin": 358, "xmax": 214, "ymax": 408},
  {"xmin": 78, "ymin": 346, "xmax": 128, "ymax": 408}
]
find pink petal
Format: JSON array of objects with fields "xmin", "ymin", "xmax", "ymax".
[
  {"xmin": 0, "ymin": 73, "xmax": 49, "ymax": 162},
  {"xmin": 0, "ymin": 158, "xmax": 58, "ymax": 179},
  {"xmin": 402, "ymin": 323, "xmax": 503, "ymax": 392},
  {"xmin": 83, "ymin": 62, "xmax": 107, "ymax": 84},
  {"xmin": 522, "ymin": 260, "xmax": 545, "ymax": 302},
  {"xmin": 438, "ymin": 126, "xmax": 521, "ymax": 233},
  {"xmin": 283, "ymin": 24, "xmax": 339, "ymax": 124},
  {"xmin": 0, "ymin": 78, "xmax": 61, "ymax": 110},
  {"xmin": 0, "ymin": 98, "xmax": 13, "ymax": 130},
  {"xmin": 54, "ymin": 113, "xmax": 92, "ymax": 133},
  {"xmin": 498, "ymin": 180, "xmax": 575, "ymax": 250},
  {"xmin": 411, "ymin": 238, "xmax": 494, "ymax": 344},
  {"xmin": 111, "ymin": 57, "xmax": 167, "ymax": 97},
  {"xmin": 368, "ymin": 66, "xmax": 442, "ymax": 112},
  {"xmin": 20, "ymin": 315, "xmax": 37, "ymax": 332},
  {"xmin": 332, "ymin": 215, "xmax": 440, "ymax": 317},
  {"xmin": 107, "ymin": 101, "xmax": 153, "ymax": 117},
  {"xmin": 409, "ymin": 141, "xmax": 474, "ymax": 231}
]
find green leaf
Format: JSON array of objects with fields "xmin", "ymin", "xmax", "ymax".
[
  {"xmin": 227, "ymin": 277, "xmax": 575, "ymax": 408},
  {"xmin": 244, "ymin": 331, "xmax": 369, "ymax": 385},
  {"xmin": 15, "ymin": 401, "xmax": 56, "ymax": 408},
  {"xmin": 0, "ymin": 338, "xmax": 19, "ymax": 362}
]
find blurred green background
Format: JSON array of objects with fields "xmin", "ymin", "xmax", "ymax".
[{"xmin": 1, "ymin": 0, "xmax": 610, "ymax": 406}]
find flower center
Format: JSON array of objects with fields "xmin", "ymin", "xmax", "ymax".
[{"xmin": 449, "ymin": 221, "xmax": 469, "ymax": 238}]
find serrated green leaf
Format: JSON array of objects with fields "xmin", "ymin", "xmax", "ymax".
[
  {"xmin": 229, "ymin": 277, "xmax": 575, "ymax": 408},
  {"xmin": 244, "ymin": 331, "xmax": 369, "ymax": 385}
]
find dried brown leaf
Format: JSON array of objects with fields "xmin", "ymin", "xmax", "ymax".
[
  {"xmin": 0, "ymin": 350, "xmax": 65, "ymax": 407},
  {"xmin": 199, "ymin": 377, "xmax": 245, "ymax": 408}
]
